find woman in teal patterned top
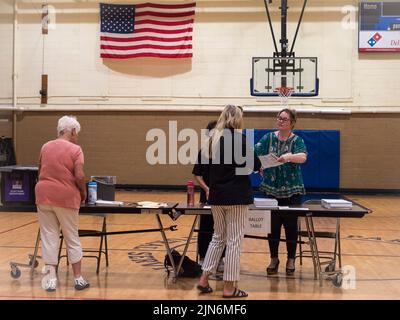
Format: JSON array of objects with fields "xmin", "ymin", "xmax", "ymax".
[{"xmin": 254, "ymin": 109, "xmax": 307, "ymax": 276}]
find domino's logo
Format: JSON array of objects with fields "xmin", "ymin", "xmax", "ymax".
[{"xmin": 367, "ymin": 33, "xmax": 382, "ymax": 47}]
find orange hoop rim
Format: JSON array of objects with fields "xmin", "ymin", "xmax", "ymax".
[{"xmin": 274, "ymin": 86, "xmax": 294, "ymax": 97}]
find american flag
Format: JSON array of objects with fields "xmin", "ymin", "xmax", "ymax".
[{"xmin": 100, "ymin": 2, "xmax": 196, "ymax": 59}]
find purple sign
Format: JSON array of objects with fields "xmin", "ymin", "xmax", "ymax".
[{"xmin": 4, "ymin": 172, "xmax": 31, "ymax": 202}]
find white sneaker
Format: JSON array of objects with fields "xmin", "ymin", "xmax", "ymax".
[
  {"xmin": 42, "ymin": 275, "xmax": 57, "ymax": 292},
  {"xmin": 74, "ymin": 276, "xmax": 90, "ymax": 290}
]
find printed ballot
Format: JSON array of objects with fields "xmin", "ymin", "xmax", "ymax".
[{"xmin": 258, "ymin": 153, "xmax": 283, "ymax": 168}]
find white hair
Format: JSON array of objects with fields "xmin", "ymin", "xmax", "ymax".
[{"xmin": 57, "ymin": 115, "xmax": 81, "ymax": 135}]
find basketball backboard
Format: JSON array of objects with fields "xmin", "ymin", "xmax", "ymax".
[{"xmin": 250, "ymin": 57, "xmax": 319, "ymax": 97}]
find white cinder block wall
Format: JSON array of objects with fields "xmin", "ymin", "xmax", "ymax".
[{"xmin": 0, "ymin": 0, "xmax": 399, "ymax": 109}]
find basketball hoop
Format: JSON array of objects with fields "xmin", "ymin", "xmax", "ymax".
[{"xmin": 274, "ymin": 86, "xmax": 294, "ymax": 106}]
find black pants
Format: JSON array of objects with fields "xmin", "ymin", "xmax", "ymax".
[
  {"xmin": 197, "ymin": 214, "xmax": 225, "ymax": 259},
  {"xmin": 268, "ymin": 195, "xmax": 302, "ymax": 259}
]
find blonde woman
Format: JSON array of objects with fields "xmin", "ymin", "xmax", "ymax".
[{"xmin": 197, "ymin": 105, "xmax": 262, "ymax": 298}]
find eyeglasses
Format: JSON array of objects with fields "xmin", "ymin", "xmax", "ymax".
[{"xmin": 276, "ymin": 117, "xmax": 290, "ymax": 123}]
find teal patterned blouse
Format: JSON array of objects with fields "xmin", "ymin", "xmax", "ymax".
[{"xmin": 254, "ymin": 132, "xmax": 307, "ymax": 198}]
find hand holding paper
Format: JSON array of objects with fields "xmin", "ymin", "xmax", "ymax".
[{"xmin": 258, "ymin": 154, "xmax": 283, "ymax": 168}]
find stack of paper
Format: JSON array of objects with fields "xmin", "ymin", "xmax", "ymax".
[
  {"xmin": 95, "ymin": 200, "xmax": 124, "ymax": 206},
  {"xmin": 137, "ymin": 201, "xmax": 168, "ymax": 208},
  {"xmin": 254, "ymin": 198, "xmax": 278, "ymax": 208},
  {"xmin": 321, "ymin": 199, "xmax": 353, "ymax": 209}
]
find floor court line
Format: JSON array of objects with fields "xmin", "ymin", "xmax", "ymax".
[{"xmin": 0, "ymin": 220, "xmax": 38, "ymax": 236}]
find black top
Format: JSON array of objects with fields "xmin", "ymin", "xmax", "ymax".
[
  {"xmin": 200, "ymin": 129, "xmax": 261, "ymax": 206},
  {"xmin": 192, "ymin": 150, "xmax": 209, "ymax": 203}
]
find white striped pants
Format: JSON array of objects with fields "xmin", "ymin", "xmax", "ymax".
[{"xmin": 201, "ymin": 205, "xmax": 248, "ymax": 282}]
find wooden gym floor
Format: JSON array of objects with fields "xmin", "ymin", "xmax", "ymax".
[{"xmin": 0, "ymin": 191, "xmax": 399, "ymax": 300}]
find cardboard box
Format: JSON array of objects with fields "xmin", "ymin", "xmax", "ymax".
[{"xmin": 91, "ymin": 176, "xmax": 116, "ymax": 201}]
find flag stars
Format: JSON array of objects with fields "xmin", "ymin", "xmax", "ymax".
[{"xmin": 100, "ymin": 3, "xmax": 134, "ymax": 33}]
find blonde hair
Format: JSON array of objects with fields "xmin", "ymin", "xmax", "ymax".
[
  {"xmin": 215, "ymin": 104, "xmax": 244, "ymax": 131},
  {"xmin": 208, "ymin": 105, "xmax": 244, "ymax": 158}
]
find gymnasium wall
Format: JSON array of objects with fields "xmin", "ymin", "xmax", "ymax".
[
  {"xmin": 1, "ymin": 1, "xmax": 400, "ymax": 189},
  {"xmin": 0, "ymin": 0, "xmax": 399, "ymax": 109},
  {"xmin": 14, "ymin": 111, "xmax": 400, "ymax": 190}
]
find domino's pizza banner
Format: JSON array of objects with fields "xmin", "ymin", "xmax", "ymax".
[{"xmin": 359, "ymin": 31, "xmax": 400, "ymax": 52}]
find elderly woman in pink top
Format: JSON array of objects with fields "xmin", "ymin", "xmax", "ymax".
[{"xmin": 35, "ymin": 115, "xmax": 89, "ymax": 292}]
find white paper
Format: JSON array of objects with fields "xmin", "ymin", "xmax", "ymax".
[
  {"xmin": 259, "ymin": 154, "xmax": 283, "ymax": 168},
  {"xmin": 321, "ymin": 199, "xmax": 353, "ymax": 209},
  {"xmin": 95, "ymin": 200, "xmax": 124, "ymax": 206},
  {"xmin": 321, "ymin": 199, "xmax": 352, "ymax": 205},
  {"xmin": 254, "ymin": 197, "xmax": 278, "ymax": 208},
  {"xmin": 137, "ymin": 201, "xmax": 168, "ymax": 208},
  {"xmin": 278, "ymin": 206, "xmax": 309, "ymax": 211}
]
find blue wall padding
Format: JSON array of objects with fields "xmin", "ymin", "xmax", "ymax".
[{"xmin": 245, "ymin": 129, "xmax": 340, "ymax": 189}]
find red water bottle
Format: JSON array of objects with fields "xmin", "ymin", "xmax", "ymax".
[{"xmin": 187, "ymin": 180, "xmax": 195, "ymax": 206}]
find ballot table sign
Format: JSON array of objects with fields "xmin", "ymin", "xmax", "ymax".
[{"xmin": 244, "ymin": 210, "xmax": 271, "ymax": 235}]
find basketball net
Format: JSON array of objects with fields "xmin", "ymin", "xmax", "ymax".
[{"xmin": 274, "ymin": 86, "xmax": 294, "ymax": 107}]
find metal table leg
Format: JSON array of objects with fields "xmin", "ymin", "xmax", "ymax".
[
  {"xmin": 155, "ymin": 214, "xmax": 177, "ymax": 278},
  {"xmin": 304, "ymin": 214, "xmax": 323, "ymax": 286},
  {"xmin": 304, "ymin": 214, "xmax": 346, "ymax": 287},
  {"xmin": 337, "ymin": 218, "xmax": 342, "ymax": 268},
  {"xmin": 178, "ymin": 215, "xmax": 198, "ymax": 272},
  {"xmin": 156, "ymin": 214, "xmax": 199, "ymax": 282}
]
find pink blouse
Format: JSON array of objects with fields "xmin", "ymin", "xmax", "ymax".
[{"xmin": 35, "ymin": 139, "xmax": 84, "ymax": 210}]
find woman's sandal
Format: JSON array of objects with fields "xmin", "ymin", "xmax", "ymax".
[
  {"xmin": 197, "ymin": 284, "xmax": 213, "ymax": 294},
  {"xmin": 222, "ymin": 288, "xmax": 248, "ymax": 299},
  {"xmin": 286, "ymin": 260, "xmax": 295, "ymax": 276},
  {"xmin": 266, "ymin": 259, "xmax": 280, "ymax": 275}
]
